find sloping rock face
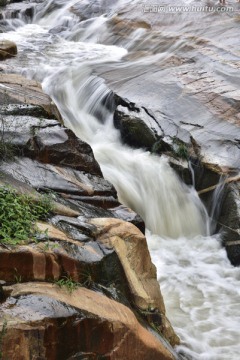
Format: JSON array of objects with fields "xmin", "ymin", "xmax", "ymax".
[
  {"xmin": 0, "ymin": 73, "xmax": 178, "ymax": 358},
  {"xmin": 88, "ymin": 0, "xmax": 240, "ymax": 266},
  {"xmin": 0, "ymin": 284, "xmax": 174, "ymax": 360}
]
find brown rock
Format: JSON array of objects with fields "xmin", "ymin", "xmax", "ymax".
[
  {"xmin": 0, "ymin": 40, "xmax": 17, "ymax": 60},
  {"xmin": 90, "ymin": 218, "xmax": 164, "ymax": 311},
  {"xmin": 88, "ymin": 218, "xmax": 178, "ymax": 345},
  {"xmin": 0, "ymin": 283, "xmax": 175, "ymax": 360}
]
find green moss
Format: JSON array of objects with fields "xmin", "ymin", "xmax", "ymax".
[{"xmin": 172, "ymin": 137, "xmax": 189, "ymax": 160}]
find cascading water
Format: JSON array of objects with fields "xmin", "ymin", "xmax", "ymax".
[{"xmin": 1, "ymin": 0, "xmax": 240, "ymax": 359}]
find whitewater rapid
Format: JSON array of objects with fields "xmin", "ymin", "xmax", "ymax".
[{"xmin": 1, "ymin": 1, "xmax": 240, "ymax": 359}]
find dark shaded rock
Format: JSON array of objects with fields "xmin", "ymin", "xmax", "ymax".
[
  {"xmin": 114, "ymin": 109, "xmax": 158, "ymax": 150},
  {"xmin": 0, "ymin": 105, "xmax": 102, "ymax": 176},
  {"xmin": 0, "ymin": 279, "xmax": 6, "ymax": 301},
  {"xmin": 168, "ymin": 156, "xmax": 192, "ymax": 186},
  {"xmin": 27, "ymin": 127, "xmax": 102, "ymax": 176},
  {"xmin": 114, "ymin": 101, "xmax": 164, "ymax": 149},
  {"xmin": 218, "ymin": 182, "xmax": 240, "ymax": 266},
  {"xmin": 0, "ymin": 0, "xmax": 7, "ymax": 7},
  {"xmin": 0, "ymin": 40, "xmax": 17, "ymax": 60},
  {"xmin": 65, "ymin": 195, "xmax": 119, "ymax": 209}
]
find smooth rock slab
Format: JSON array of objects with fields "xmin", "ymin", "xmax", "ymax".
[
  {"xmin": 0, "ymin": 73, "xmax": 62, "ymax": 122},
  {"xmin": 0, "ymin": 157, "xmax": 116, "ymax": 196},
  {"xmin": 0, "ymin": 283, "xmax": 175, "ymax": 360}
]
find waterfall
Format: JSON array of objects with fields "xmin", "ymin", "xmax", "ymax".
[
  {"xmin": 43, "ymin": 65, "xmax": 209, "ymax": 239},
  {"xmin": 1, "ymin": 0, "xmax": 240, "ymax": 359}
]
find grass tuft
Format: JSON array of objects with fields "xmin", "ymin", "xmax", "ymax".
[{"xmin": 55, "ymin": 276, "xmax": 81, "ymax": 293}]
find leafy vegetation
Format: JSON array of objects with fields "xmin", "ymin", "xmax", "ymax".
[
  {"xmin": 0, "ymin": 187, "xmax": 52, "ymax": 245},
  {"xmin": 55, "ymin": 276, "xmax": 81, "ymax": 293}
]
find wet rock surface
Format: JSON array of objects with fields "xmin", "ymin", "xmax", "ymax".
[
  {"xmin": 0, "ymin": 73, "xmax": 178, "ymax": 358},
  {"xmin": 0, "ymin": 284, "xmax": 175, "ymax": 360}
]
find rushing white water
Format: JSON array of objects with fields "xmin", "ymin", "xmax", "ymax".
[{"xmin": 1, "ymin": 1, "xmax": 240, "ymax": 359}]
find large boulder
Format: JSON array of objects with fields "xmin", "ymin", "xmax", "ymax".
[
  {"xmin": 0, "ymin": 215, "xmax": 178, "ymax": 346},
  {"xmin": 0, "ymin": 283, "xmax": 175, "ymax": 360}
]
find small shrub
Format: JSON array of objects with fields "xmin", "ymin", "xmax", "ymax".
[{"xmin": 0, "ymin": 187, "xmax": 52, "ymax": 245}]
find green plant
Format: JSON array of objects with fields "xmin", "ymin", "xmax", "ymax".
[
  {"xmin": 43, "ymin": 241, "xmax": 59, "ymax": 251},
  {"xmin": 0, "ymin": 187, "xmax": 52, "ymax": 245},
  {"xmin": 55, "ymin": 276, "xmax": 81, "ymax": 293}
]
